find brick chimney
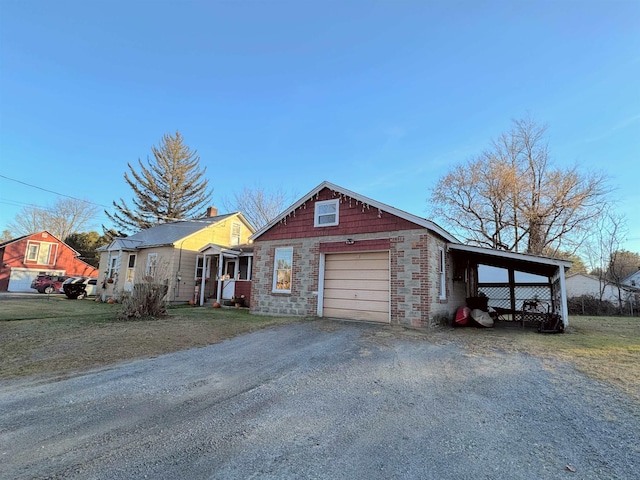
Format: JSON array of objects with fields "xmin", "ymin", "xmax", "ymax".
[{"xmin": 206, "ymin": 206, "xmax": 218, "ymax": 217}]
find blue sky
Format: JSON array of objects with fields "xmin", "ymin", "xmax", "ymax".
[{"xmin": 1, "ymin": 0, "xmax": 639, "ymax": 257}]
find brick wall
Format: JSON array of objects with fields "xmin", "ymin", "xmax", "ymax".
[{"xmin": 251, "ymin": 229, "xmax": 460, "ymax": 327}]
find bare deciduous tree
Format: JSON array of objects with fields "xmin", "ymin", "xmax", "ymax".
[
  {"xmin": 430, "ymin": 117, "xmax": 611, "ymax": 255},
  {"xmin": 607, "ymin": 248, "xmax": 640, "ymax": 314},
  {"xmin": 223, "ymin": 185, "xmax": 295, "ymax": 230},
  {"xmin": 7, "ymin": 198, "xmax": 97, "ymax": 240},
  {"xmin": 583, "ymin": 209, "xmax": 626, "ymax": 313}
]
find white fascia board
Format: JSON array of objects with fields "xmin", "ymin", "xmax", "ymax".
[{"xmin": 447, "ymin": 243, "xmax": 573, "ymax": 269}]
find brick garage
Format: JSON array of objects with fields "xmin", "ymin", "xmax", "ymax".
[{"xmin": 250, "ymin": 181, "xmax": 465, "ymax": 327}]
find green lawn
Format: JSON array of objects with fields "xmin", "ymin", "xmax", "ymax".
[
  {"xmin": 0, "ymin": 296, "xmax": 300, "ymax": 379},
  {"xmin": 1, "ymin": 297, "xmax": 638, "ymax": 402}
]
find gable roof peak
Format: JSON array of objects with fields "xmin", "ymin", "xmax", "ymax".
[{"xmin": 251, "ymin": 180, "xmax": 458, "ymax": 242}]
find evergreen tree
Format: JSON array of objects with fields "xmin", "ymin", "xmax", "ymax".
[
  {"xmin": 106, "ymin": 131, "xmax": 212, "ymax": 232},
  {"xmin": 65, "ymin": 231, "xmax": 112, "ymax": 267}
]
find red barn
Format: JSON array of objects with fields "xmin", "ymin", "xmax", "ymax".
[{"xmin": 0, "ymin": 231, "xmax": 98, "ymax": 292}]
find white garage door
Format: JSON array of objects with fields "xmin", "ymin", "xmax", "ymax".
[
  {"xmin": 7, "ymin": 269, "xmax": 39, "ymax": 292},
  {"xmin": 323, "ymin": 251, "xmax": 390, "ymax": 323}
]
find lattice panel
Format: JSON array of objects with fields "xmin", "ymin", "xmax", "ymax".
[{"xmin": 478, "ymin": 284, "xmax": 552, "ymax": 311}]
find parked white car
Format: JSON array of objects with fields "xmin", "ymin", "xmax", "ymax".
[{"xmin": 61, "ymin": 277, "xmax": 98, "ymax": 299}]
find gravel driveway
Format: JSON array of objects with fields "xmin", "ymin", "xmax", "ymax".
[{"xmin": 1, "ymin": 320, "xmax": 638, "ymax": 480}]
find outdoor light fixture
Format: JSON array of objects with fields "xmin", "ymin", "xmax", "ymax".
[{"xmin": 345, "ymin": 238, "xmax": 355, "ymax": 245}]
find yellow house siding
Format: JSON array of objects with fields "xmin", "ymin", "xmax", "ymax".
[
  {"xmin": 178, "ymin": 214, "xmax": 253, "ymax": 250},
  {"xmin": 96, "ymin": 213, "xmax": 254, "ymax": 303}
]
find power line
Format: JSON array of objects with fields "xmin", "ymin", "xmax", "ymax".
[
  {"xmin": 0, "ymin": 174, "xmax": 112, "ymax": 209},
  {"xmin": 0, "ymin": 174, "xmax": 225, "ymax": 228}
]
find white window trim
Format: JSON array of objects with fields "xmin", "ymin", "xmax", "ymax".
[
  {"xmin": 108, "ymin": 257, "xmax": 118, "ymax": 279},
  {"xmin": 24, "ymin": 241, "xmax": 57, "ymax": 265},
  {"xmin": 314, "ymin": 199, "xmax": 339, "ymax": 227},
  {"xmin": 125, "ymin": 254, "xmax": 136, "ymax": 283},
  {"xmin": 25, "ymin": 242, "xmax": 39, "ymax": 262},
  {"xmin": 231, "ymin": 221, "xmax": 241, "ymax": 246},
  {"xmin": 439, "ymin": 247, "xmax": 446, "ymax": 300},
  {"xmin": 146, "ymin": 253, "xmax": 158, "ymax": 278},
  {"xmin": 272, "ymin": 247, "xmax": 293, "ymax": 294},
  {"xmin": 195, "ymin": 255, "xmax": 211, "ymax": 280}
]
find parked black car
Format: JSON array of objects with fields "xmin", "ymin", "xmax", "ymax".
[{"xmin": 62, "ymin": 277, "xmax": 97, "ymax": 299}]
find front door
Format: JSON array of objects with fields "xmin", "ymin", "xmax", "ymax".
[
  {"xmin": 124, "ymin": 254, "xmax": 136, "ymax": 292},
  {"xmin": 222, "ymin": 260, "xmax": 237, "ymax": 299}
]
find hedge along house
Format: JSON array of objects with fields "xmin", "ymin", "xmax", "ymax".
[
  {"xmin": 96, "ymin": 208, "xmax": 255, "ymax": 305},
  {"xmin": 249, "ymin": 181, "xmax": 572, "ymax": 328}
]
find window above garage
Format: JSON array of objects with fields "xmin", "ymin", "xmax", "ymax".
[{"xmin": 314, "ymin": 199, "xmax": 339, "ymax": 227}]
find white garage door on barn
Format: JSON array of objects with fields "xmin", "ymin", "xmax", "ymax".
[
  {"xmin": 7, "ymin": 268, "xmax": 40, "ymax": 292},
  {"xmin": 322, "ymin": 251, "xmax": 390, "ymax": 323}
]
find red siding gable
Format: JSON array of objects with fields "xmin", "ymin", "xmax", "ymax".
[
  {"xmin": 0, "ymin": 231, "xmax": 98, "ymax": 291},
  {"xmin": 259, "ymin": 187, "xmax": 426, "ymax": 241}
]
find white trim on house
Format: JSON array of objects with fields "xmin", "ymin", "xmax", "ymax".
[
  {"xmin": 317, "ymin": 253, "xmax": 326, "ymax": 316},
  {"xmin": 272, "ymin": 247, "xmax": 293, "ymax": 294},
  {"xmin": 448, "ymin": 244, "xmax": 573, "ymax": 269},
  {"xmin": 438, "ymin": 246, "xmax": 446, "ymax": 300},
  {"xmin": 623, "ymin": 270, "xmax": 640, "ymax": 288},
  {"xmin": 314, "ymin": 199, "xmax": 340, "ymax": 227},
  {"xmin": 250, "ymin": 181, "xmax": 459, "ymax": 243}
]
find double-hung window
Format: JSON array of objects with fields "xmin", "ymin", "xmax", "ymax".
[
  {"xmin": 108, "ymin": 257, "xmax": 118, "ymax": 279},
  {"xmin": 195, "ymin": 255, "xmax": 210, "ymax": 279},
  {"xmin": 314, "ymin": 199, "xmax": 339, "ymax": 227},
  {"xmin": 231, "ymin": 222, "xmax": 241, "ymax": 246},
  {"xmin": 146, "ymin": 253, "xmax": 158, "ymax": 279},
  {"xmin": 272, "ymin": 247, "xmax": 293, "ymax": 293},
  {"xmin": 26, "ymin": 244, "xmax": 39, "ymax": 261}
]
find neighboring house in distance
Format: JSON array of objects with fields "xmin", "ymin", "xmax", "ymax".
[
  {"xmin": 622, "ymin": 269, "xmax": 640, "ymax": 289},
  {"xmin": 97, "ymin": 207, "xmax": 255, "ymax": 305},
  {"xmin": 249, "ymin": 181, "xmax": 572, "ymax": 328},
  {"xmin": 622, "ymin": 269, "xmax": 640, "ymax": 314},
  {"xmin": 566, "ymin": 273, "xmax": 623, "ymax": 303},
  {"xmin": 0, "ymin": 231, "xmax": 98, "ymax": 292},
  {"xmin": 567, "ymin": 273, "xmax": 640, "ymax": 312}
]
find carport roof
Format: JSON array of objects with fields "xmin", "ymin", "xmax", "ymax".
[{"xmin": 448, "ymin": 243, "xmax": 572, "ymax": 277}]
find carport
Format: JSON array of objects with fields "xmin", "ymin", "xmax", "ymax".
[{"xmin": 448, "ymin": 244, "xmax": 572, "ymax": 328}]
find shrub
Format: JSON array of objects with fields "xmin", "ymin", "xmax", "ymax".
[
  {"xmin": 117, "ymin": 282, "xmax": 169, "ymax": 321},
  {"xmin": 567, "ymin": 295, "xmax": 617, "ymax": 316}
]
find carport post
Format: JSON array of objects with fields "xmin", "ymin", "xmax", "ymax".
[
  {"xmin": 508, "ymin": 268, "xmax": 517, "ymax": 319},
  {"xmin": 199, "ymin": 256, "xmax": 207, "ymax": 307},
  {"xmin": 216, "ymin": 254, "xmax": 224, "ymax": 304},
  {"xmin": 558, "ymin": 266, "xmax": 569, "ymax": 327}
]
